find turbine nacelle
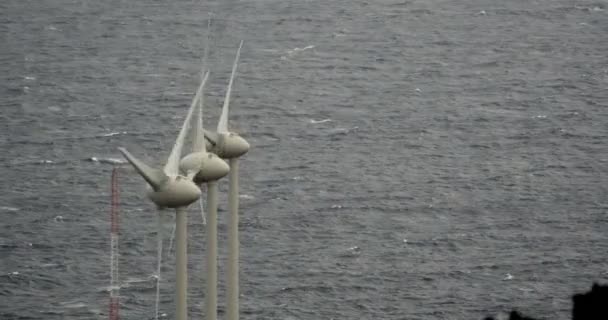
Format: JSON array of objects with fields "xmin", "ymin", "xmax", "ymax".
[
  {"xmin": 118, "ymin": 146, "xmax": 201, "ymax": 209},
  {"xmin": 147, "ymin": 175, "xmax": 201, "ymax": 208},
  {"xmin": 205, "ymin": 131, "xmax": 250, "ymax": 159},
  {"xmin": 180, "ymin": 152, "xmax": 230, "ymax": 184}
]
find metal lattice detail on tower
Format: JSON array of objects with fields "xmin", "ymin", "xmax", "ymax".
[{"xmin": 109, "ymin": 168, "xmax": 120, "ymax": 320}]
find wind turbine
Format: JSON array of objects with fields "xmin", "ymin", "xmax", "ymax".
[
  {"xmin": 204, "ymin": 40, "xmax": 250, "ymax": 320},
  {"xmin": 117, "ymin": 79, "xmax": 208, "ymax": 320},
  {"xmin": 179, "ymin": 71, "xmax": 230, "ymax": 320}
]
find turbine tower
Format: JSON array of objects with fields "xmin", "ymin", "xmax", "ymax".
[
  {"xmin": 117, "ymin": 80, "xmax": 206, "ymax": 320},
  {"xmin": 204, "ymin": 40, "xmax": 249, "ymax": 320},
  {"xmin": 179, "ymin": 71, "xmax": 230, "ymax": 320}
]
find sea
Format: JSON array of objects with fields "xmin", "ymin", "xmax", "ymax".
[{"xmin": 1, "ymin": 0, "xmax": 607, "ymax": 319}]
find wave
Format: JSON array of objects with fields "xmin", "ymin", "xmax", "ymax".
[
  {"xmin": 60, "ymin": 301, "xmax": 87, "ymax": 309},
  {"xmin": 86, "ymin": 157, "xmax": 126, "ymax": 165},
  {"xmin": 9, "ymin": 159, "xmax": 56, "ymax": 165},
  {"xmin": 281, "ymin": 45, "xmax": 316, "ymax": 59},
  {"xmin": 309, "ymin": 118, "xmax": 332, "ymax": 124},
  {"xmin": 287, "ymin": 45, "xmax": 315, "ymax": 56},
  {"xmin": 327, "ymin": 126, "xmax": 359, "ymax": 136},
  {"xmin": 100, "ymin": 131, "xmax": 128, "ymax": 137}
]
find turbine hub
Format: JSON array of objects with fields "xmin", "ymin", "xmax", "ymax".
[
  {"xmin": 180, "ymin": 152, "xmax": 230, "ymax": 183},
  {"xmin": 214, "ymin": 133, "xmax": 250, "ymax": 159},
  {"xmin": 147, "ymin": 176, "xmax": 201, "ymax": 208}
]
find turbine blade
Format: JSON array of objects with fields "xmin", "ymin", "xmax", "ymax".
[
  {"xmin": 201, "ymin": 16, "xmax": 212, "ymax": 75},
  {"xmin": 217, "ymin": 40, "xmax": 243, "ymax": 133},
  {"xmin": 193, "ymin": 71, "xmax": 210, "ymax": 153},
  {"xmin": 199, "ymin": 196, "xmax": 206, "ymax": 226},
  {"xmin": 203, "ymin": 129, "xmax": 219, "ymax": 146},
  {"xmin": 118, "ymin": 147, "xmax": 167, "ymax": 191},
  {"xmin": 164, "ymin": 77, "xmax": 208, "ymax": 175},
  {"xmin": 186, "ymin": 171, "xmax": 197, "ymax": 180}
]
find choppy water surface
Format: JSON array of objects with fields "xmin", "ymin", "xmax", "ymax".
[{"xmin": 1, "ymin": 0, "xmax": 607, "ymax": 319}]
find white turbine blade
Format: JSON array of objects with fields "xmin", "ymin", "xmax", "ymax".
[
  {"xmin": 193, "ymin": 71, "xmax": 210, "ymax": 153},
  {"xmin": 201, "ymin": 16, "xmax": 212, "ymax": 75},
  {"xmin": 203, "ymin": 129, "xmax": 219, "ymax": 145},
  {"xmin": 217, "ymin": 40, "xmax": 243, "ymax": 133},
  {"xmin": 186, "ymin": 171, "xmax": 197, "ymax": 180},
  {"xmin": 199, "ymin": 196, "xmax": 206, "ymax": 226},
  {"xmin": 118, "ymin": 147, "xmax": 166, "ymax": 190},
  {"xmin": 168, "ymin": 217, "xmax": 176, "ymax": 258},
  {"xmin": 164, "ymin": 77, "xmax": 208, "ymax": 175}
]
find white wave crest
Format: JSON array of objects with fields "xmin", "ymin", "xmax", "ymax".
[
  {"xmin": 101, "ymin": 131, "xmax": 127, "ymax": 137},
  {"xmin": 87, "ymin": 157, "xmax": 126, "ymax": 165},
  {"xmin": 309, "ymin": 118, "xmax": 332, "ymax": 124}
]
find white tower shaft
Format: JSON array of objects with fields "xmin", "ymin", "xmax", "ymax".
[
  {"xmin": 175, "ymin": 208, "xmax": 188, "ymax": 320},
  {"xmin": 205, "ymin": 181, "xmax": 219, "ymax": 320},
  {"xmin": 226, "ymin": 158, "xmax": 240, "ymax": 320}
]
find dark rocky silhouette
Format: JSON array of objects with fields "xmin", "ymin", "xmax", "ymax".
[
  {"xmin": 508, "ymin": 311, "xmax": 538, "ymax": 320},
  {"xmin": 483, "ymin": 311, "xmax": 538, "ymax": 320},
  {"xmin": 572, "ymin": 283, "xmax": 608, "ymax": 320},
  {"xmin": 484, "ymin": 283, "xmax": 608, "ymax": 320}
]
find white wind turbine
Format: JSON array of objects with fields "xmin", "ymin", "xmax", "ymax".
[
  {"xmin": 117, "ymin": 79, "xmax": 207, "ymax": 320},
  {"xmin": 179, "ymin": 71, "xmax": 230, "ymax": 320},
  {"xmin": 203, "ymin": 40, "xmax": 250, "ymax": 320}
]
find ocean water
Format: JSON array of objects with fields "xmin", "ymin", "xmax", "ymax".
[{"xmin": 1, "ymin": 0, "xmax": 607, "ymax": 319}]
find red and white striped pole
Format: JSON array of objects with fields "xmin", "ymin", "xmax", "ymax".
[{"xmin": 109, "ymin": 167, "xmax": 120, "ymax": 320}]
